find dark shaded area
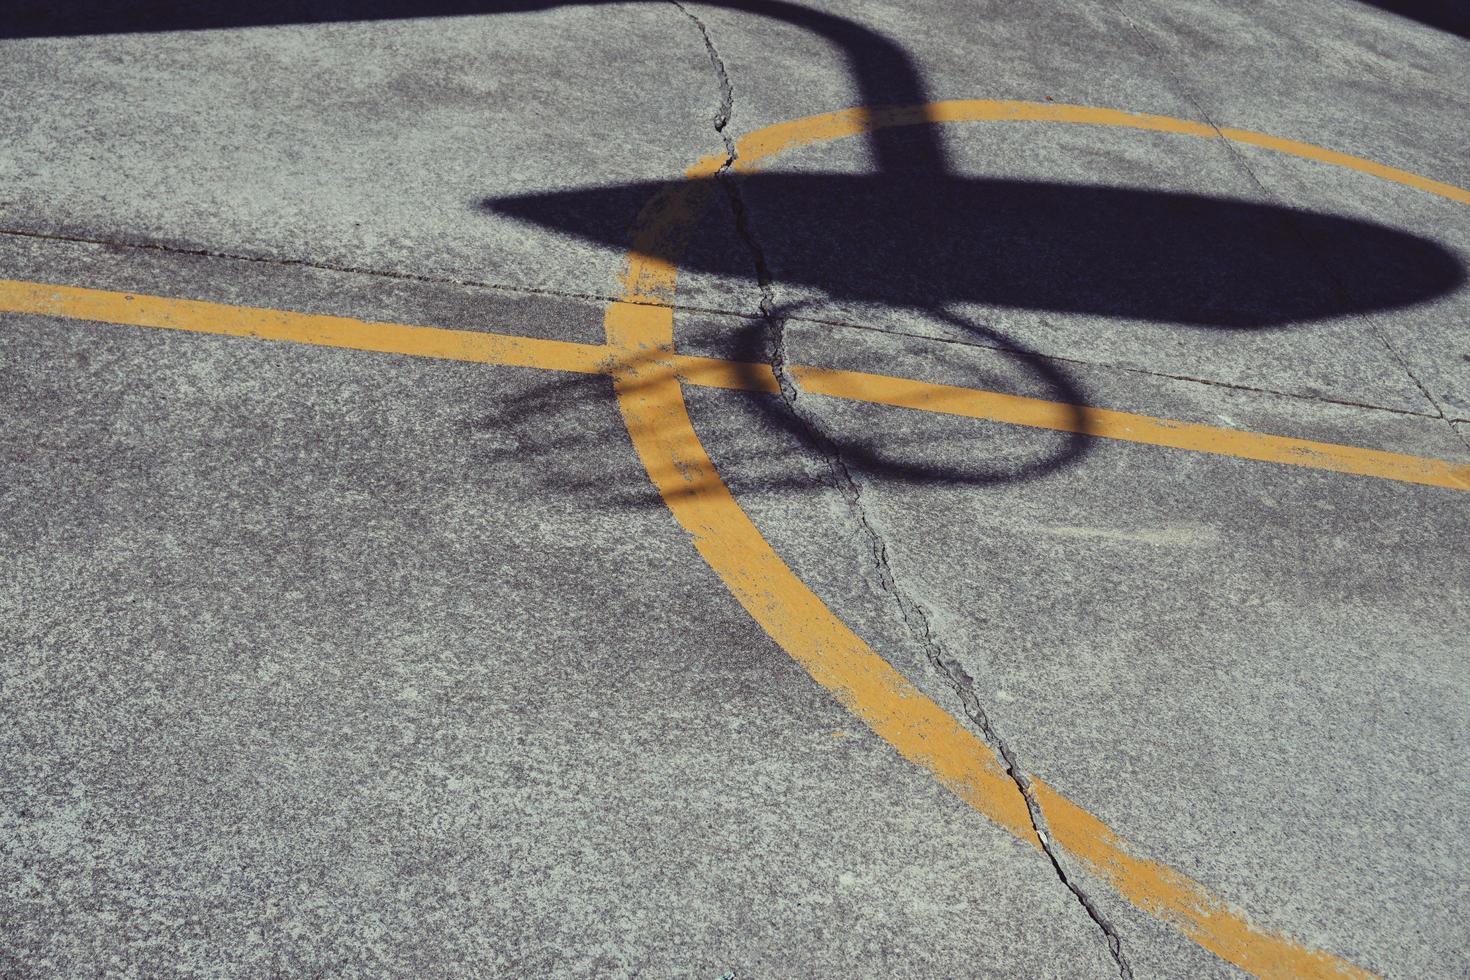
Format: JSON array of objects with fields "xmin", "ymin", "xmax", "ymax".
[
  {"xmin": 487, "ymin": 167, "xmax": 1461, "ymax": 485},
  {"xmin": 0, "ymin": 0, "xmax": 547, "ymax": 34},
  {"xmin": 1355, "ymin": 0, "xmax": 1470, "ymax": 38},
  {"xmin": 487, "ymin": 174, "xmax": 1464, "ymax": 328}
]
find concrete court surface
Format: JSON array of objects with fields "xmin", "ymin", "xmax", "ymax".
[{"xmin": 1, "ymin": 0, "xmax": 1467, "ymax": 977}]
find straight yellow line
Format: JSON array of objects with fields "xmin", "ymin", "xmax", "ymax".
[
  {"xmin": 790, "ymin": 365, "xmax": 1470, "ymax": 491},
  {"xmin": 0, "ymin": 278, "xmax": 614, "ymax": 376},
  {"xmin": 2, "ymin": 278, "xmax": 1463, "ymax": 493}
]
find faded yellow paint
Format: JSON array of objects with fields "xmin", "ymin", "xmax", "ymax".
[
  {"xmin": 603, "ymin": 98, "xmax": 1467, "ymax": 977},
  {"xmin": 1030, "ymin": 781, "xmax": 1372, "ymax": 977}
]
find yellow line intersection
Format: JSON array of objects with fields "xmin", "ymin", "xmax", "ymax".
[{"xmin": 4, "ymin": 278, "xmax": 1463, "ymax": 493}]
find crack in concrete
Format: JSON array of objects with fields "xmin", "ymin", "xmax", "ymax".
[
  {"xmin": 796, "ymin": 393, "xmax": 1140, "ymax": 979},
  {"xmin": 0, "ymin": 224, "xmax": 667, "ymax": 311},
  {"xmin": 668, "ymin": 1, "xmax": 735, "ymax": 157},
  {"xmin": 1451, "ymin": 422, "xmax": 1470, "ymax": 454},
  {"xmin": 770, "ymin": 315, "xmax": 1136, "ymax": 980},
  {"xmin": 666, "ymin": 0, "xmax": 774, "ymax": 322},
  {"xmin": 665, "ymin": 5, "xmax": 1133, "ymax": 974}
]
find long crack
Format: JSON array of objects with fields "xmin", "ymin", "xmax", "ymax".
[
  {"xmin": 772, "ymin": 313, "xmax": 1135, "ymax": 979},
  {"xmin": 668, "ymin": 1, "xmax": 737, "ymax": 165},
  {"xmin": 771, "ymin": 334, "xmax": 1135, "ymax": 980},
  {"xmin": 668, "ymin": 4, "xmax": 1134, "ymax": 975}
]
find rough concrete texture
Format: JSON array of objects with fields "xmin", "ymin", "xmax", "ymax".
[{"xmin": 2, "ymin": 0, "xmax": 1467, "ymax": 976}]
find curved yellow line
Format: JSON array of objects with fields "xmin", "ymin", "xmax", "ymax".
[
  {"xmin": 611, "ymin": 296, "xmax": 1382, "ymax": 980},
  {"xmin": 733, "ymin": 99, "xmax": 1470, "ymax": 206},
  {"xmin": 604, "ymin": 99, "xmax": 1463, "ymax": 976}
]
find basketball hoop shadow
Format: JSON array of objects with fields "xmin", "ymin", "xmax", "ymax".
[{"xmin": 484, "ymin": 114, "xmax": 1462, "ymax": 484}]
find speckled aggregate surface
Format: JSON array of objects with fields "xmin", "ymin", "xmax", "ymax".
[{"xmin": 2, "ymin": 1, "xmax": 1467, "ymax": 976}]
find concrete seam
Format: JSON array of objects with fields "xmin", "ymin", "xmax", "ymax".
[
  {"xmin": 782, "ymin": 311, "xmax": 1453, "ymax": 423},
  {"xmin": 2, "ymin": 225, "xmax": 1455, "ymax": 440},
  {"xmin": 0, "ymin": 225, "xmax": 662, "ymax": 310}
]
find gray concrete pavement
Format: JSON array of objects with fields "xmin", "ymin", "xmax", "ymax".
[
  {"xmin": 1, "ymin": 243, "xmax": 1118, "ymax": 978},
  {"xmin": 2, "ymin": 0, "xmax": 1467, "ymax": 976},
  {"xmin": 758, "ymin": 316, "xmax": 1470, "ymax": 977}
]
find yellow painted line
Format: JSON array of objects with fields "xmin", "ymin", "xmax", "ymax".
[
  {"xmin": 1, "ymin": 97, "xmax": 1455, "ymax": 978},
  {"xmin": 736, "ymin": 99, "xmax": 1470, "ymax": 206},
  {"xmin": 2, "ymin": 278, "xmax": 1464, "ymax": 493},
  {"xmin": 603, "ymin": 98, "xmax": 1470, "ymax": 978},
  {"xmin": 0, "ymin": 278, "xmax": 614, "ymax": 375},
  {"xmin": 611, "ymin": 297, "xmax": 1377, "ymax": 980}
]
